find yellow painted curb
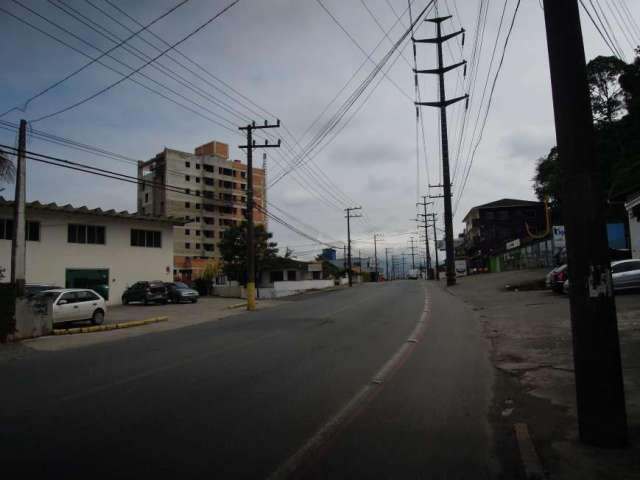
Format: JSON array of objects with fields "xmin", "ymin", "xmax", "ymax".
[
  {"xmin": 226, "ymin": 302, "xmax": 247, "ymax": 310},
  {"xmin": 52, "ymin": 316, "xmax": 168, "ymax": 336}
]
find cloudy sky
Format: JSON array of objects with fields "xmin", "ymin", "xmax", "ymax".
[{"xmin": 1, "ymin": 0, "xmax": 639, "ymax": 263}]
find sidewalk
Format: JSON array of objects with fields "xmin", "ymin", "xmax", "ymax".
[
  {"xmin": 2, "ymin": 296, "xmax": 284, "ymax": 357},
  {"xmin": 449, "ymin": 270, "xmax": 640, "ymax": 480}
]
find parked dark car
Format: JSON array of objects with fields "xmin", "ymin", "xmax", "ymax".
[
  {"xmin": 121, "ymin": 281, "xmax": 168, "ymax": 305},
  {"xmin": 548, "ymin": 264, "xmax": 568, "ymax": 293},
  {"xmin": 165, "ymin": 282, "xmax": 199, "ymax": 304}
]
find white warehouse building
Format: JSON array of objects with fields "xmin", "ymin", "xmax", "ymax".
[{"xmin": 0, "ymin": 197, "xmax": 182, "ymax": 305}]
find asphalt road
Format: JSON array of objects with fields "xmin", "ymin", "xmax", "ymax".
[{"xmin": 0, "ymin": 280, "xmax": 494, "ymax": 478}]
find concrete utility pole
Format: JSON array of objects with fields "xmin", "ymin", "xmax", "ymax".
[
  {"xmin": 543, "ymin": 0, "xmax": 627, "ymax": 447},
  {"xmin": 401, "ymin": 254, "xmax": 406, "ymax": 279},
  {"xmin": 343, "ymin": 245, "xmax": 347, "ymax": 271},
  {"xmin": 11, "ymin": 119, "xmax": 27, "ymax": 297},
  {"xmin": 417, "ymin": 196, "xmax": 434, "ymax": 279},
  {"xmin": 426, "ymin": 213, "xmax": 439, "ymax": 280},
  {"xmin": 344, "ymin": 206, "xmax": 362, "ymax": 287},
  {"xmin": 239, "ymin": 120, "xmax": 280, "ymax": 311},
  {"xmin": 385, "ymin": 247, "xmax": 391, "ymax": 281},
  {"xmin": 414, "ymin": 15, "xmax": 468, "ymax": 287},
  {"xmin": 373, "ymin": 233, "xmax": 382, "ymax": 281},
  {"xmin": 408, "ymin": 237, "xmax": 417, "ymax": 269}
]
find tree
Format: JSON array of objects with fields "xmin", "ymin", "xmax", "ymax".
[
  {"xmin": 587, "ymin": 56, "xmax": 627, "ymax": 124},
  {"xmin": 315, "ymin": 255, "xmax": 342, "ymax": 279},
  {"xmin": 218, "ymin": 222, "xmax": 278, "ymax": 285},
  {"xmin": 0, "ymin": 149, "xmax": 15, "ymax": 185},
  {"xmin": 533, "ymin": 52, "xmax": 640, "ymax": 205}
]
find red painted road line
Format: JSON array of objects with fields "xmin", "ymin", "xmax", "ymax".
[{"xmin": 267, "ymin": 287, "xmax": 432, "ymax": 480}]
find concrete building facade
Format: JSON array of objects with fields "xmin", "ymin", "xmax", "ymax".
[
  {"xmin": 137, "ymin": 141, "xmax": 266, "ymax": 279},
  {"xmin": 0, "ymin": 198, "xmax": 180, "ymax": 305},
  {"xmin": 625, "ymin": 191, "xmax": 640, "ymax": 259}
]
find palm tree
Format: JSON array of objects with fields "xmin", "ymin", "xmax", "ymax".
[{"xmin": 0, "ymin": 149, "xmax": 15, "ymax": 185}]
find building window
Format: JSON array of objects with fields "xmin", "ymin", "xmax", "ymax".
[
  {"xmin": 196, "ymin": 164, "xmax": 201, "ymax": 170},
  {"xmin": 144, "ymin": 193, "xmax": 149, "ymax": 203},
  {"xmin": 195, "ymin": 243, "xmax": 201, "ymax": 249},
  {"xmin": 287, "ymin": 270, "xmax": 296, "ymax": 281},
  {"xmin": 131, "ymin": 229, "xmax": 161, "ymax": 248},
  {"xmin": 27, "ymin": 221, "xmax": 40, "ymax": 241},
  {"xmin": 185, "ymin": 175, "xmax": 190, "ymax": 181},
  {"xmin": 185, "ymin": 202, "xmax": 190, "ymax": 208},
  {"xmin": 196, "ymin": 191, "xmax": 201, "ymax": 196},
  {"xmin": 0, "ymin": 218, "xmax": 13, "ymax": 240},
  {"xmin": 0, "ymin": 219, "xmax": 39, "ymax": 241},
  {"xmin": 241, "ymin": 171, "xmax": 246, "ymax": 178},
  {"xmin": 203, "ymin": 243, "xmax": 214, "ymax": 251},
  {"xmin": 195, "ymin": 203, "xmax": 201, "ymax": 209},
  {"xmin": 68, "ymin": 224, "xmax": 106, "ymax": 245},
  {"xmin": 185, "ymin": 242, "xmax": 191, "ymax": 249},
  {"xmin": 141, "ymin": 207, "xmax": 146, "ymax": 215},
  {"xmin": 186, "ymin": 162, "xmax": 190, "ymax": 168},
  {"xmin": 195, "ymin": 217, "xmax": 200, "ymax": 222},
  {"xmin": 196, "ymin": 230, "xmax": 201, "ymax": 236},
  {"xmin": 196, "ymin": 177, "xmax": 201, "ymax": 183},
  {"xmin": 185, "ymin": 188, "xmax": 190, "ymax": 195},
  {"xmin": 185, "ymin": 229, "xmax": 190, "ymax": 235}
]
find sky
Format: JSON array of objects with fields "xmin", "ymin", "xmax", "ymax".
[{"xmin": 1, "ymin": 0, "xmax": 639, "ymax": 263}]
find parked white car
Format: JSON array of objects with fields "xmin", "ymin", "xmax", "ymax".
[{"xmin": 34, "ymin": 289, "xmax": 107, "ymax": 326}]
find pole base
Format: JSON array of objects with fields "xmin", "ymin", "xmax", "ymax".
[{"xmin": 246, "ymin": 282, "xmax": 256, "ymax": 311}]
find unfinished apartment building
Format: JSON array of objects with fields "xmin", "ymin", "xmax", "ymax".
[{"xmin": 137, "ymin": 141, "xmax": 266, "ymax": 279}]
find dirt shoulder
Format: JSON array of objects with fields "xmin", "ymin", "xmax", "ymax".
[{"xmin": 448, "ymin": 270, "xmax": 640, "ymax": 480}]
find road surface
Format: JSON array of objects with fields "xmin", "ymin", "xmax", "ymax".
[{"xmin": 0, "ymin": 280, "xmax": 494, "ymax": 478}]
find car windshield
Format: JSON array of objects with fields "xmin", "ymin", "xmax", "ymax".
[
  {"xmin": 32, "ymin": 291, "xmax": 59, "ymax": 302},
  {"xmin": 174, "ymin": 282, "xmax": 190, "ymax": 289}
]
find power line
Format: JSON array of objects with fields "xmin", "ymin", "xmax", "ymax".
[
  {"xmin": 1, "ymin": 0, "xmax": 189, "ymax": 117},
  {"xmin": 29, "ymin": 0, "xmax": 240, "ymax": 123},
  {"xmin": 455, "ymin": 0, "xmax": 522, "ymax": 215},
  {"xmin": 315, "ymin": 0, "xmax": 414, "ymax": 102}
]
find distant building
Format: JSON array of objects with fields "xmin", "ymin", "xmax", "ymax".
[
  {"xmin": 462, "ymin": 198, "xmax": 546, "ymax": 268},
  {"xmin": 137, "ymin": 140, "xmax": 266, "ymax": 280},
  {"xmin": 0, "ymin": 197, "xmax": 181, "ymax": 305},
  {"xmin": 321, "ymin": 248, "xmax": 336, "ymax": 261}
]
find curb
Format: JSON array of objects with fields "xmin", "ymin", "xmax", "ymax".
[
  {"xmin": 514, "ymin": 422, "xmax": 546, "ymax": 479},
  {"xmin": 226, "ymin": 302, "xmax": 247, "ymax": 310},
  {"xmin": 52, "ymin": 316, "xmax": 168, "ymax": 336}
]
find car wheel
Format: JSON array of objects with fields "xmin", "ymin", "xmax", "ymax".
[
  {"xmin": 122, "ymin": 297, "xmax": 129, "ymax": 305},
  {"xmin": 191, "ymin": 298, "xmax": 198, "ymax": 303},
  {"xmin": 144, "ymin": 298, "xmax": 149, "ymax": 306},
  {"xmin": 91, "ymin": 309, "xmax": 105, "ymax": 325}
]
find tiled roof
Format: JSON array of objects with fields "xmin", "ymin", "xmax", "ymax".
[{"xmin": 0, "ymin": 196, "xmax": 186, "ymax": 225}]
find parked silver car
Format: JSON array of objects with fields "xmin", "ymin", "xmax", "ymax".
[{"xmin": 562, "ymin": 259, "xmax": 640, "ymax": 294}]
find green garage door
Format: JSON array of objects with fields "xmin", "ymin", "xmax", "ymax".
[{"xmin": 66, "ymin": 269, "xmax": 109, "ymax": 300}]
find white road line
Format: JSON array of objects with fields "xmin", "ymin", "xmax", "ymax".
[{"xmin": 267, "ymin": 287, "xmax": 432, "ymax": 480}]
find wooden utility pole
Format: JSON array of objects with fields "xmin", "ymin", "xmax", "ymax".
[
  {"xmin": 239, "ymin": 120, "xmax": 280, "ymax": 311},
  {"xmin": 414, "ymin": 15, "xmax": 468, "ymax": 287},
  {"xmin": 11, "ymin": 119, "xmax": 27, "ymax": 297},
  {"xmin": 344, "ymin": 207, "xmax": 362, "ymax": 287},
  {"xmin": 543, "ymin": 0, "xmax": 627, "ymax": 447}
]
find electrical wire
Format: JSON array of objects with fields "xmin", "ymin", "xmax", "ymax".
[{"xmin": 29, "ymin": 0, "xmax": 240, "ymax": 123}]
